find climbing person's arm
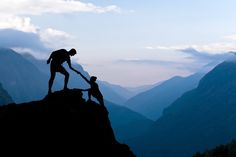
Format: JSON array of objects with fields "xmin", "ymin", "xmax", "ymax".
[{"xmin": 78, "ymin": 72, "xmax": 90, "ymax": 84}]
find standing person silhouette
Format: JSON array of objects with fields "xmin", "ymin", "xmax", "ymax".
[
  {"xmin": 77, "ymin": 72, "xmax": 104, "ymax": 106},
  {"xmin": 47, "ymin": 48, "xmax": 80, "ymax": 94}
]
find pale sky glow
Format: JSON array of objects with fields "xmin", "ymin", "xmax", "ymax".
[
  {"xmin": 1, "ymin": 0, "xmax": 236, "ymax": 86},
  {"xmin": 0, "ymin": 0, "xmax": 120, "ymax": 15}
]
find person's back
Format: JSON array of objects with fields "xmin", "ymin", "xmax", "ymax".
[
  {"xmin": 50, "ymin": 49, "xmax": 70, "ymax": 66},
  {"xmin": 90, "ymin": 81, "xmax": 101, "ymax": 95}
]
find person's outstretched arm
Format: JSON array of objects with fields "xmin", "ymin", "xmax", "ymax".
[
  {"xmin": 67, "ymin": 58, "xmax": 81, "ymax": 74},
  {"xmin": 78, "ymin": 72, "xmax": 90, "ymax": 84}
]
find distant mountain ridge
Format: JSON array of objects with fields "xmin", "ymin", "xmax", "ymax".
[
  {"xmin": 99, "ymin": 81, "xmax": 135, "ymax": 101},
  {"xmin": 0, "ymin": 47, "xmax": 49, "ymax": 103},
  {"xmin": 106, "ymin": 100, "xmax": 154, "ymax": 142},
  {"xmin": 99, "ymin": 81, "xmax": 161, "ymax": 103},
  {"xmin": 125, "ymin": 73, "xmax": 204, "ymax": 120},
  {"xmin": 129, "ymin": 61, "xmax": 236, "ymax": 157}
]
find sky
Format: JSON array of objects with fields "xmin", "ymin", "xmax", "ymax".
[{"xmin": 1, "ymin": 0, "xmax": 236, "ymax": 87}]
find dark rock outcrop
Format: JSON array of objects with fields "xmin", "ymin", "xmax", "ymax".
[
  {"xmin": 129, "ymin": 61, "xmax": 236, "ymax": 157},
  {"xmin": 193, "ymin": 140, "xmax": 236, "ymax": 157},
  {"xmin": 0, "ymin": 89, "xmax": 135, "ymax": 157}
]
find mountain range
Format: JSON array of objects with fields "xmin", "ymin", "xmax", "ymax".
[
  {"xmin": 0, "ymin": 47, "xmax": 48, "ymax": 103},
  {"xmin": 106, "ymin": 100, "xmax": 153, "ymax": 142},
  {"xmin": 129, "ymin": 61, "xmax": 236, "ymax": 157},
  {"xmin": 125, "ymin": 73, "xmax": 204, "ymax": 120},
  {"xmin": 193, "ymin": 140, "xmax": 236, "ymax": 157}
]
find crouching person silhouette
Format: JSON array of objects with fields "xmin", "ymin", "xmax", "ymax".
[
  {"xmin": 77, "ymin": 72, "xmax": 104, "ymax": 106},
  {"xmin": 47, "ymin": 48, "xmax": 80, "ymax": 94}
]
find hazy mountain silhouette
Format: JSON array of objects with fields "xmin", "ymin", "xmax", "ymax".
[
  {"xmin": 0, "ymin": 82, "xmax": 13, "ymax": 105},
  {"xmin": 193, "ymin": 140, "xmax": 236, "ymax": 157},
  {"xmin": 106, "ymin": 100, "xmax": 154, "ymax": 142},
  {"xmin": 129, "ymin": 61, "xmax": 236, "ymax": 157},
  {"xmin": 125, "ymin": 73, "xmax": 204, "ymax": 120},
  {"xmin": 99, "ymin": 81, "xmax": 161, "ymax": 101},
  {"xmin": 99, "ymin": 81, "xmax": 135, "ymax": 100},
  {"xmin": 23, "ymin": 53, "xmax": 128, "ymax": 104},
  {"xmin": 126, "ymin": 82, "xmax": 163, "ymax": 96},
  {"xmin": 0, "ymin": 89, "xmax": 136, "ymax": 157},
  {"xmin": 0, "ymin": 47, "xmax": 49, "ymax": 103}
]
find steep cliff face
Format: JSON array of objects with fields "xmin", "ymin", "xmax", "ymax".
[
  {"xmin": 0, "ymin": 89, "xmax": 135, "ymax": 157},
  {"xmin": 0, "ymin": 82, "xmax": 13, "ymax": 105}
]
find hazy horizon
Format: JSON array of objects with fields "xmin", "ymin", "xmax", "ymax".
[{"xmin": 1, "ymin": 0, "xmax": 236, "ymax": 86}]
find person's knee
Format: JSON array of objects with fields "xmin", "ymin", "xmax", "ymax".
[
  {"xmin": 65, "ymin": 72, "xmax": 69, "ymax": 78},
  {"xmin": 49, "ymin": 73, "xmax": 55, "ymax": 80}
]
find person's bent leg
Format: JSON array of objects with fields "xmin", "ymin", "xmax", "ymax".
[
  {"xmin": 48, "ymin": 71, "xmax": 56, "ymax": 94},
  {"xmin": 59, "ymin": 66, "xmax": 69, "ymax": 90},
  {"xmin": 97, "ymin": 96, "xmax": 105, "ymax": 106},
  {"xmin": 88, "ymin": 89, "xmax": 92, "ymax": 101},
  {"xmin": 64, "ymin": 72, "xmax": 69, "ymax": 90}
]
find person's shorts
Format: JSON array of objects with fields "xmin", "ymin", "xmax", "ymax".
[{"xmin": 51, "ymin": 64, "xmax": 67, "ymax": 74}]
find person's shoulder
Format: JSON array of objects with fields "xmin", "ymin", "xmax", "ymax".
[
  {"xmin": 56, "ymin": 49, "xmax": 67, "ymax": 53},
  {"xmin": 52, "ymin": 49, "xmax": 68, "ymax": 56}
]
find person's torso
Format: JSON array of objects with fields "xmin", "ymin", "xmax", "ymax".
[
  {"xmin": 51, "ymin": 49, "xmax": 70, "ymax": 65},
  {"xmin": 90, "ymin": 82, "xmax": 100, "ymax": 93}
]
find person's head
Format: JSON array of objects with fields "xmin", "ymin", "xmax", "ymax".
[
  {"xmin": 90, "ymin": 76, "xmax": 97, "ymax": 82},
  {"xmin": 69, "ymin": 48, "xmax": 77, "ymax": 56}
]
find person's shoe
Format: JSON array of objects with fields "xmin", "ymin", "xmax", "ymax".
[
  {"xmin": 48, "ymin": 90, "xmax": 52, "ymax": 95},
  {"xmin": 63, "ymin": 87, "xmax": 69, "ymax": 91}
]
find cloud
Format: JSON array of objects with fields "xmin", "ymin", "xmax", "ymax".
[
  {"xmin": 0, "ymin": 27, "xmax": 79, "ymax": 59},
  {"xmin": 223, "ymin": 35, "xmax": 236, "ymax": 41},
  {"xmin": 146, "ymin": 45, "xmax": 188, "ymax": 51},
  {"xmin": 120, "ymin": 46, "xmax": 235, "ymax": 73},
  {"xmin": 0, "ymin": 1, "xmax": 120, "ymax": 54},
  {"xmin": 146, "ymin": 42, "xmax": 236, "ymax": 54},
  {"xmin": 118, "ymin": 58, "xmax": 182, "ymax": 66},
  {"xmin": 0, "ymin": 29, "xmax": 49, "ymax": 52},
  {"xmin": 181, "ymin": 48, "xmax": 232, "ymax": 62},
  {"xmin": 0, "ymin": 15, "xmax": 38, "ymax": 33},
  {"xmin": 117, "ymin": 58, "xmax": 204, "ymax": 72},
  {"xmin": 0, "ymin": 1, "xmax": 122, "ymax": 58},
  {"xmin": 0, "ymin": 14, "xmax": 74, "ymax": 49},
  {"xmin": 0, "ymin": 0, "xmax": 120, "ymax": 15},
  {"xmin": 39, "ymin": 28, "xmax": 75, "ymax": 49}
]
